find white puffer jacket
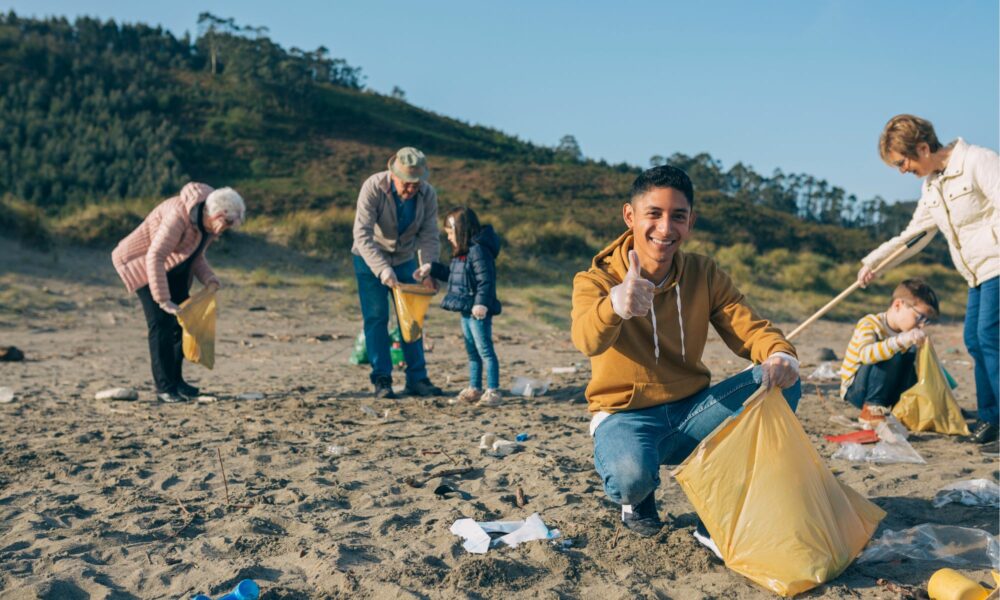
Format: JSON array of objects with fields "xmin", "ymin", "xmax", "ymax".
[{"xmin": 863, "ymin": 138, "xmax": 1000, "ymax": 288}]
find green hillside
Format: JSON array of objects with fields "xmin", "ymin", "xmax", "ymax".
[{"xmin": 0, "ymin": 12, "xmax": 966, "ymax": 320}]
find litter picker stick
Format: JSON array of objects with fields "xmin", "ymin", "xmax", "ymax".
[{"xmin": 785, "ymin": 231, "xmax": 927, "ymax": 341}]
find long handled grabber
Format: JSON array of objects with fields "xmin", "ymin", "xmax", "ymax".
[{"xmin": 785, "ymin": 231, "xmax": 928, "ymax": 341}]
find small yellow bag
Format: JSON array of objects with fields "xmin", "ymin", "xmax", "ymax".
[
  {"xmin": 893, "ymin": 339, "xmax": 970, "ymax": 436},
  {"xmin": 673, "ymin": 386, "xmax": 885, "ymax": 597},
  {"xmin": 392, "ymin": 283, "xmax": 435, "ymax": 343},
  {"xmin": 176, "ymin": 287, "xmax": 217, "ymax": 369}
]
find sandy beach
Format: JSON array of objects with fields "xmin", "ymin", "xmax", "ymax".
[{"xmin": 1, "ymin": 237, "xmax": 996, "ymax": 600}]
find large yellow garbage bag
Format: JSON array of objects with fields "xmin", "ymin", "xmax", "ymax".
[
  {"xmin": 672, "ymin": 386, "xmax": 885, "ymax": 597},
  {"xmin": 176, "ymin": 287, "xmax": 216, "ymax": 369},
  {"xmin": 392, "ymin": 283, "xmax": 434, "ymax": 343},
  {"xmin": 892, "ymin": 339, "xmax": 970, "ymax": 435}
]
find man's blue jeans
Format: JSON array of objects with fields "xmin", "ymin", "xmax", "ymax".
[
  {"xmin": 460, "ymin": 315, "xmax": 499, "ymax": 390},
  {"xmin": 965, "ymin": 276, "xmax": 999, "ymax": 425},
  {"xmin": 593, "ymin": 367, "xmax": 801, "ymax": 507},
  {"xmin": 353, "ymin": 254, "xmax": 427, "ymax": 385}
]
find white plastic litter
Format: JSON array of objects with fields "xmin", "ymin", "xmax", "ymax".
[
  {"xmin": 551, "ymin": 366, "xmax": 578, "ymax": 374},
  {"xmin": 932, "ymin": 479, "xmax": 1000, "ymax": 509},
  {"xmin": 831, "ymin": 417, "xmax": 924, "ymax": 464},
  {"xmin": 511, "ymin": 377, "xmax": 551, "ymax": 398},
  {"xmin": 360, "ymin": 405, "xmax": 379, "ymax": 418},
  {"xmin": 807, "ymin": 362, "xmax": 840, "ymax": 381},
  {"xmin": 858, "ymin": 524, "xmax": 1000, "ymax": 570},
  {"xmin": 450, "ymin": 513, "xmax": 561, "ymax": 554},
  {"xmin": 94, "ymin": 387, "xmax": 138, "ymax": 401},
  {"xmin": 479, "ymin": 433, "xmax": 520, "ymax": 457},
  {"xmin": 236, "ymin": 392, "xmax": 264, "ymax": 401},
  {"xmin": 0, "ymin": 387, "xmax": 15, "ymax": 404}
]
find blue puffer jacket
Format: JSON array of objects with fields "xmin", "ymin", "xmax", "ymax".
[{"xmin": 430, "ymin": 225, "xmax": 502, "ymax": 316}]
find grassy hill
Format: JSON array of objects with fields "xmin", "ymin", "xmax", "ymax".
[{"xmin": 0, "ymin": 12, "xmax": 966, "ymax": 321}]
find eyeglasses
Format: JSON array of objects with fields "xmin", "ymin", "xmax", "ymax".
[{"xmin": 904, "ymin": 301, "xmax": 931, "ymax": 325}]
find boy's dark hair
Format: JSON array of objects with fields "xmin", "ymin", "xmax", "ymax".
[
  {"xmin": 630, "ymin": 165, "xmax": 695, "ymax": 207},
  {"xmin": 892, "ymin": 278, "xmax": 940, "ymax": 318},
  {"xmin": 444, "ymin": 206, "xmax": 481, "ymax": 256}
]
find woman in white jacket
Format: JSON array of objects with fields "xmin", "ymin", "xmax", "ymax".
[{"xmin": 858, "ymin": 114, "xmax": 999, "ymax": 446}]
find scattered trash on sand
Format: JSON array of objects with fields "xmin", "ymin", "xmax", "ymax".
[
  {"xmin": 0, "ymin": 387, "xmax": 14, "ymax": 404},
  {"xmin": 807, "ymin": 361, "xmax": 840, "ymax": 381},
  {"xmin": 858, "ymin": 524, "xmax": 1000, "ymax": 570},
  {"xmin": 196, "ymin": 395, "xmax": 218, "ymax": 403},
  {"xmin": 511, "ymin": 376, "xmax": 551, "ymax": 398},
  {"xmin": 361, "ymin": 405, "xmax": 379, "ymax": 418},
  {"xmin": 479, "ymin": 433, "xmax": 520, "ymax": 457},
  {"xmin": 326, "ymin": 445, "xmax": 356, "ymax": 457},
  {"xmin": 236, "ymin": 392, "xmax": 264, "ymax": 401},
  {"xmin": 515, "ymin": 433, "xmax": 529, "ymax": 442},
  {"xmin": 450, "ymin": 513, "xmax": 560, "ymax": 554},
  {"xmin": 94, "ymin": 387, "xmax": 138, "ymax": 401},
  {"xmin": 551, "ymin": 366, "xmax": 577, "ymax": 374},
  {"xmin": 932, "ymin": 479, "xmax": 1000, "ymax": 509},
  {"xmin": 927, "ymin": 567, "xmax": 998, "ymax": 600}
]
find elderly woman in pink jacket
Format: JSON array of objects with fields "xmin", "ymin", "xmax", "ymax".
[{"xmin": 112, "ymin": 183, "xmax": 245, "ymax": 403}]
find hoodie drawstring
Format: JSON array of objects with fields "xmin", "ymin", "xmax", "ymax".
[{"xmin": 649, "ymin": 282, "xmax": 685, "ymax": 364}]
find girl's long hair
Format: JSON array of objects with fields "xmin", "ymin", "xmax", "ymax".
[{"xmin": 445, "ymin": 207, "xmax": 481, "ymax": 255}]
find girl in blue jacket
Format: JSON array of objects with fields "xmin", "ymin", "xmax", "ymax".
[{"xmin": 415, "ymin": 207, "xmax": 503, "ymax": 406}]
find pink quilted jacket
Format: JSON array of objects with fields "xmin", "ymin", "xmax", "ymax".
[{"xmin": 112, "ymin": 183, "xmax": 220, "ymax": 303}]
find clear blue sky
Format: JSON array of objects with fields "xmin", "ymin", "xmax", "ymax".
[{"xmin": 5, "ymin": 0, "xmax": 998, "ymax": 203}]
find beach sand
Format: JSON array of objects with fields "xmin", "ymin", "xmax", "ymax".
[{"xmin": 1, "ymin": 238, "xmax": 996, "ymax": 599}]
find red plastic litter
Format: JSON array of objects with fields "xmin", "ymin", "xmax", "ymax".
[{"xmin": 824, "ymin": 430, "xmax": 879, "ymax": 444}]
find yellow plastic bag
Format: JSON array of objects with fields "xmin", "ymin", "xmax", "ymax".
[
  {"xmin": 176, "ymin": 287, "xmax": 216, "ymax": 369},
  {"xmin": 893, "ymin": 339, "xmax": 970, "ymax": 436},
  {"xmin": 392, "ymin": 283, "xmax": 434, "ymax": 343},
  {"xmin": 673, "ymin": 386, "xmax": 885, "ymax": 597}
]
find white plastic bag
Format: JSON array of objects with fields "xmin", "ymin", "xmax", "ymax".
[
  {"xmin": 831, "ymin": 416, "xmax": 925, "ymax": 464},
  {"xmin": 858, "ymin": 524, "xmax": 1000, "ymax": 570},
  {"xmin": 932, "ymin": 479, "xmax": 1000, "ymax": 509},
  {"xmin": 807, "ymin": 361, "xmax": 840, "ymax": 381},
  {"xmin": 511, "ymin": 376, "xmax": 551, "ymax": 398}
]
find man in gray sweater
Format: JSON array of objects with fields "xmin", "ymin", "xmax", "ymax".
[{"xmin": 351, "ymin": 147, "xmax": 443, "ymax": 399}]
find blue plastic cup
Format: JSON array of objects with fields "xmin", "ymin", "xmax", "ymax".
[{"xmin": 218, "ymin": 579, "xmax": 260, "ymax": 600}]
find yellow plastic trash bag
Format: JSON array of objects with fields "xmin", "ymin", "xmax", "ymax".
[
  {"xmin": 673, "ymin": 386, "xmax": 885, "ymax": 597},
  {"xmin": 176, "ymin": 287, "xmax": 216, "ymax": 369},
  {"xmin": 893, "ymin": 339, "xmax": 970, "ymax": 436},
  {"xmin": 392, "ymin": 283, "xmax": 435, "ymax": 343}
]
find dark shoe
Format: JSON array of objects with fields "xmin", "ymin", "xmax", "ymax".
[
  {"xmin": 403, "ymin": 378, "xmax": 443, "ymax": 397},
  {"xmin": 177, "ymin": 381, "xmax": 200, "ymax": 398},
  {"xmin": 694, "ymin": 521, "xmax": 723, "ymax": 560},
  {"xmin": 373, "ymin": 376, "xmax": 397, "ymax": 400},
  {"xmin": 969, "ymin": 422, "xmax": 999, "ymax": 444},
  {"xmin": 621, "ymin": 493, "xmax": 663, "ymax": 537},
  {"xmin": 979, "ymin": 440, "xmax": 999, "ymax": 457},
  {"xmin": 157, "ymin": 391, "xmax": 187, "ymax": 403}
]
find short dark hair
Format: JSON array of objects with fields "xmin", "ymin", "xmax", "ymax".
[
  {"xmin": 444, "ymin": 206, "xmax": 481, "ymax": 255},
  {"xmin": 892, "ymin": 278, "xmax": 940, "ymax": 318},
  {"xmin": 630, "ymin": 165, "xmax": 694, "ymax": 207}
]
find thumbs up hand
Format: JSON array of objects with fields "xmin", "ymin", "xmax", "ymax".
[{"xmin": 609, "ymin": 250, "xmax": 655, "ymax": 320}]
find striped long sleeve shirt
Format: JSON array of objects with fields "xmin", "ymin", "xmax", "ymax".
[{"xmin": 839, "ymin": 312, "xmax": 905, "ymax": 399}]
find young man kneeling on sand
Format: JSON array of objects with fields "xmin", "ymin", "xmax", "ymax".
[{"xmin": 571, "ymin": 165, "xmax": 801, "ymax": 549}]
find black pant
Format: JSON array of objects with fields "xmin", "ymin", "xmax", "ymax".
[
  {"xmin": 844, "ymin": 348, "xmax": 917, "ymax": 409},
  {"xmin": 136, "ymin": 263, "xmax": 193, "ymax": 393}
]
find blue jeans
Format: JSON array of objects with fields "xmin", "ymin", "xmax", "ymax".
[
  {"xmin": 593, "ymin": 367, "xmax": 801, "ymax": 506},
  {"xmin": 353, "ymin": 254, "xmax": 427, "ymax": 385},
  {"xmin": 843, "ymin": 349, "xmax": 917, "ymax": 409},
  {"xmin": 460, "ymin": 315, "xmax": 499, "ymax": 390},
  {"xmin": 965, "ymin": 277, "xmax": 999, "ymax": 425}
]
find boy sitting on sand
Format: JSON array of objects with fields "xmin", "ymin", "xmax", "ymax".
[
  {"xmin": 839, "ymin": 278, "xmax": 938, "ymax": 427},
  {"xmin": 570, "ymin": 165, "xmax": 801, "ymax": 546}
]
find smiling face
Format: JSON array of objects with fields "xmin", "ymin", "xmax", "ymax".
[
  {"xmin": 885, "ymin": 142, "xmax": 936, "ymax": 178},
  {"xmin": 623, "ymin": 186, "xmax": 695, "ymax": 281}
]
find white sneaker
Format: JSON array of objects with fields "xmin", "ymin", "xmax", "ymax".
[
  {"xmin": 477, "ymin": 389, "xmax": 502, "ymax": 407},
  {"xmin": 693, "ymin": 522, "xmax": 723, "ymax": 560},
  {"xmin": 456, "ymin": 387, "xmax": 482, "ymax": 403}
]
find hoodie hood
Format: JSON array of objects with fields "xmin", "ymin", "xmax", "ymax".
[{"xmin": 472, "ymin": 225, "xmax": 501, "ymax": 258}]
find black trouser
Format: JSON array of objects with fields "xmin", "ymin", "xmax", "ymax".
[
  {"xmin": 844, "ymin": 348, "xmax": 917, "ymax": 409},
  {"xmin": 136, "ymin": 261, "xmax": 193, "ymax": 393}
]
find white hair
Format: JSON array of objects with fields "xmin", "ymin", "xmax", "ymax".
[{"xmin": 205, "ymin": 187, "xmax": 246, "ymax": 226}]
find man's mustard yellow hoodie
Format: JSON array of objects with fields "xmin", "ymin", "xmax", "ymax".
[{"xmin": 571, "ymin": 232, "xmax": 796, "ymax": 414}]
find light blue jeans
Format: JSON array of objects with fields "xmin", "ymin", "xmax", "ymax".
[
  {"xmin": 460, "ymin": 315, "xmax": 499, "ymax": 390},
  {"xmin": 593, "ymin": 366, "xmax": 801, "ymax": 506}
]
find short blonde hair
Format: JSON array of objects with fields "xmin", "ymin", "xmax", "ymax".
[
  {"xmin": 878, "ymin": 114, "xmax": 942, "ymax": 163},
  {"xmin": 205, "ymin": 187, "xmax": 245, "ymax": 226}
]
